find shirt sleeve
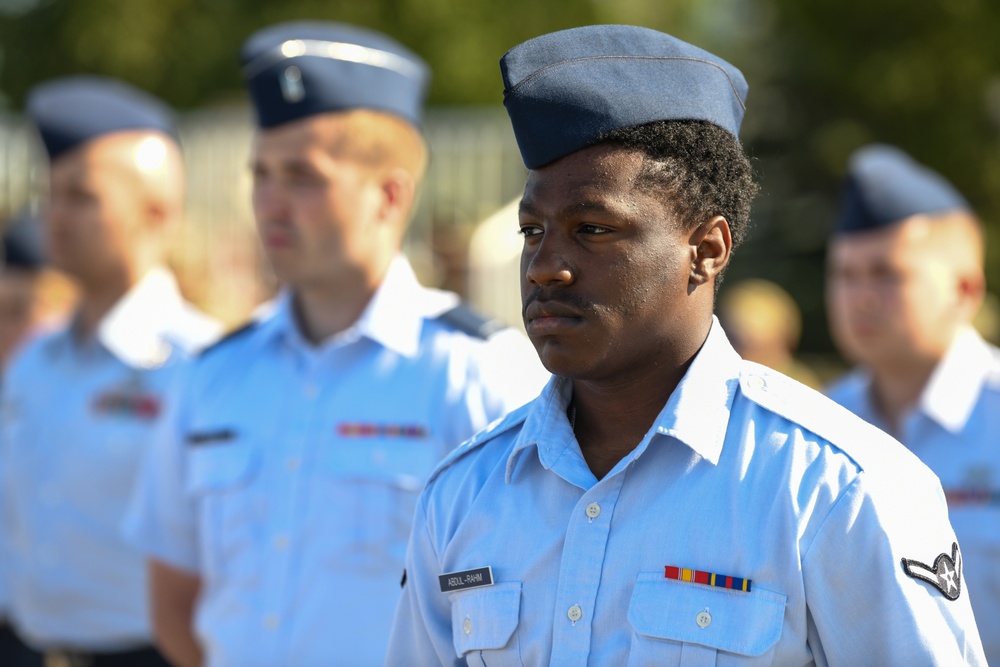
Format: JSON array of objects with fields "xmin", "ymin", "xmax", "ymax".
[
  {"xmin": 121, "ymin": 362, "xmax": 200, "ymax": 573},
  {"xmin": 386, "ymin": 494, "xmax": 463, "ymax": 667},
  {"xmin": 802, "ymin": 471, "xmax": 986, "ymax": 666}
]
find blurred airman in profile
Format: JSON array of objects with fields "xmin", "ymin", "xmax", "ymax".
[
  {"xmin": 0, "ymin": 75, "xmax": 220, "ymax": 667},
  {"xmin": 718, "ymin": 278, "xmax": 820, "ymax": 388},
  {"xmin": 825, "ymin": 143, "xmax": 1000, "ymax": 665}
]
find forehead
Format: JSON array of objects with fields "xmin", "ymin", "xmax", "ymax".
[
  {"xmin": 829, "ymin": 217, "xmax": 932, "ymax": 267},
  {"xmin": 521, "ymin": 144, "xmax": 649, "ymax": 212},
  {"xmin": 252, "ymin": 113, "xmax": 353, "ymax": 162},
  {"xmin": 49, "ymin": 134, "xmax": 137, "ymax": 185}
]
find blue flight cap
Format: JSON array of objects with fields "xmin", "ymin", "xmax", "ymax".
[
  {"xmin": 2, "ymin": 209, "xmax": 45, "ymax": 271},
  {"xmin": 240, "ymin": 21, "xmax": 430, "ymax": 129},
  {"xmin": 26, "ymin": 76, "xmax": 179, "ymax": 161},
  {"xmin": 836, "ymin": 144, "xmax": 970, "ymax": 234},
  {"xmin": 500, "ymin": 25, "xmax": 749, "ymax": 169}
]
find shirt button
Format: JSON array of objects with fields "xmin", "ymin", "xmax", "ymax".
[
  {"xmin": 463, "ymin": 618, "xmax": 472, "ymax": 635},
  {"xmin": 286, "ymin": 457, "xmax": 301, "ymax": 471},
  {"xmin": 273, "ymin": 534, "xmax": 290, "ymax": 550},
  {"xmin": 263, "ymin": 614, "xmax": 280, "ymax": 630},
  {"xmin": 696, "ymin": 610, "xmax": 712, "ymax": 628},
  {"xmin": 585, "ymin": 503, "xmax": 601, "ymax": 519},
  {"xmin": 567, "ymin": 605, "xmax": 583, "ymax": 622},
  {"xmin": 304, "ymin": 384, "xmax": 318, "ymax": 398}
]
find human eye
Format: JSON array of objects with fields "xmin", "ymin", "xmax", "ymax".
[
  {"xmin": 518, "ymin": 225, "xmax": 542, "ymax": 238},
  {"xmin": 578, "ymin": 223, "xmax": 612, "ymax": 235}
]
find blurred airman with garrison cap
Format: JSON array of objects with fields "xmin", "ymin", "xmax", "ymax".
[
  {"xmin": 388, "ymin": 26, "xmax": 984, "ymax": 665},
  {"xmin": 0, "ymin": 76, "xmax": 220, "ymax": 667},
  {"xmin": 124, "ymin": 20, "xmax": 547, "ymax": 667},
  {"xmin": 826, "ymin": 143, "xmax": 1000, "ymax": 665}
]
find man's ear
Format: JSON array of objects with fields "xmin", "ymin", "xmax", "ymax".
[
  {"xmin": 376, "ymin": 167, "xmax": 416, "ymax": 227},
  {"xmin": 689, "ymin": 215, "xmax": 732, "ymax": 286}
]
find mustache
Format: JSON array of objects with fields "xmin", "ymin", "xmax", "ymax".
[{"xmin": 522, "ymin": 287, "xmax": 591, "ymax": 320}]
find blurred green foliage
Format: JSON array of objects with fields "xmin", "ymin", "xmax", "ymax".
[{"xmin": 1, "ymin": 0, "xmax": 998, "ymax": 357}]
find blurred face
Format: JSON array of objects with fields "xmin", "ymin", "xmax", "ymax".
[
  {"xmin": 251, "ymin": 114, "xmax": 385, "ymax": 291},
  {"xmin": 46, "ymin": 139, "xmax": 146, "ymax": 283},
  {"xmin": 826, "ymin": 218, "xmax": 962, "ymax": 368},
  {"xmin": 519, "ymin": 144, "xmax": 715, "ymax": 381}
]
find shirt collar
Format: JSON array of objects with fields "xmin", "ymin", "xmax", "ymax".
[
  {"xmin": 506, "ymin": 317, "xmax": 741, "ymax": 483},
  {"xmin": 265, "ymin": 255, "xmax": 457, "ymax": 359},
  {"xmin": 93, "ymin": 267, "xmax": 187, "ymax": 369},
  {"xmin": 919, "ymin": 326, "xmax": 993, "ymax": 434}
]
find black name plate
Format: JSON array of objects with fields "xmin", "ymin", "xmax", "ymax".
[{"xmin": 438, "ymin": 566, "xmax": 494, "ymax": 593}]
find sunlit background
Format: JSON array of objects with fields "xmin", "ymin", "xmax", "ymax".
[{"xmin": 1, "ymin": 0, "xmax": 998, "ymax": 380}]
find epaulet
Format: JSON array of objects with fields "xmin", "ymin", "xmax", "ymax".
[
  {"xmin": 737, "ymin": 361, "xmax": 901, "ymax": 473},
  {"xmin": 435, "ymin": 303, "xmax": 507, "ymax": 340},
  {"xmin": 426, "ymin": 401, "xmax": 531, "ymax": 485},
  {"xmin": 197, "ymin": 320, "xmax": 259, "ymax": 359}
]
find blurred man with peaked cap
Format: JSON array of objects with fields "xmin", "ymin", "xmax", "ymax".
[
  {"xmin": 387, "ymin": 25, "xmax": 985, "ymax": 665},
  {"xmin": 826, "ymin": 143, "xmax": 1000, "ymax": 664},
  {"xmin": 0, "ymin": 76, "xmax": 221, "ymax": 667},
  {"xmin": 123, "ymin": 21, "xmax": 547, "ymax": 667},
  {"xmin": 0, "ymin": 208, "xmax": 76, "ymax": 368}
]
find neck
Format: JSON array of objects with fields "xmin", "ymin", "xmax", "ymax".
[
  {"xmin": 571, "ymin": 353, "xmax": 696, "ymax": 480},
  {"xmin": 868, "ymin": 357, "xmax": 939, "ymax": 435},
  {"xmin": 292, "ymin": 273, "xmax": 381, "ymax": 345},
  {"xmin": 75, "ymin": 266, "xmax": 140, "ymax": 340}
]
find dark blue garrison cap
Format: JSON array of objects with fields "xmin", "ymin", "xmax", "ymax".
[
  {"xmin": 2, "ymin": 209, "xmax": 45, "ymax": 270},
  {"xmin": 26, "ymin": 76, "xmax": 179, "ymax": 161},
  {"xmin": 501, "ymin": 25, "xmax": 749, "ymax": 169},
  {"xmin": 836, "ymin": 144, "xmax": 970, "ymax": 234},
  {"xmin": 241, "ymin": 21, "xmax": 430, "ymax": 129}
]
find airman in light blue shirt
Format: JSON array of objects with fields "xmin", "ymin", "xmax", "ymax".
[
  {"xmin": 826, "ymin": 144, "xmax": 1000, "ymax": 664},
  {"xmin": 1, "ymin": 74, "xmax": 220, "ymax": 665},
  {"xmin": 124, "ymin": 21, "xmax": 548, "ymax": 667},
  {"xmin": 388, "ymin": 25, "xmax": 985, "ymax": 666}
]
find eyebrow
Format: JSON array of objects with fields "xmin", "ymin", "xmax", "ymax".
[{"xmin": 519, "ymin": 198, "xmax": 619, "ymax": 220}]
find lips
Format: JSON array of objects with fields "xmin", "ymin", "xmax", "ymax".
[{"xmin": 523, "ymin": 299, "xmax": 584, "ymax": 335}]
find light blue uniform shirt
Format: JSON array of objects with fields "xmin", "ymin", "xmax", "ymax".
[
  {"xmin": 826, "ymin": 326, "xmax": 1000, "ymax": 665},
  {"xmin": 124, "ymin": 256, "xmax": 549, "ymax": 667},
  {"xmin": 388, "ymin": 318, "xmax": 985, "ymax": 666},
  {"xmin": 0, "ymin": 268, "xmax": 220, "ymax": 650}
]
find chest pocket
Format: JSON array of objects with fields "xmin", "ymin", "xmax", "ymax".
[
  {"xmin": 185, "ymin": 438, "xmax": 258, "ymax": 494},
  {"xmin": 627, "ymin": 573, "xmax": 785, "ymax": 667},
  {"xmin": 322, "ymin": 438, "xmax": 441, "ymax": 572},
  {"xmin": 450, "ymin": 582, "xmax": 523, "ymax": 666},
  {"xmin": 184, "ymin": 438, "xmax": 260, "ymax": 580}
]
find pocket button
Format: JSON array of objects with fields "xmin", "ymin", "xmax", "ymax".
[{"xmin": 696, "ymin": 610, "xmax": 712, "ymax": 628}]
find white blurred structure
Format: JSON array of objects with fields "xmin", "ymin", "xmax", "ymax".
[{"xmin": 468, "ymin": 196, "xmax": 524, "ymax": 333}]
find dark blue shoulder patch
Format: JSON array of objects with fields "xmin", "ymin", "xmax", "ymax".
[
  {"xmin": 435, "ymin": 304, "xmax": 507, "ymax": 340},
  {"xmin": 198, "ymin": 320, "xmax": 259, "ymax": 358}
]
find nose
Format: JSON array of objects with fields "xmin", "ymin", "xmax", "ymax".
[{"xmin": 523, "ymin": 231, "xmax": 574, "ymax": 287}]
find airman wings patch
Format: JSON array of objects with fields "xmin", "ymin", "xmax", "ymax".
[{"xmin": 901, "ymin": 542, "xmax": 962, "ymax": 601}]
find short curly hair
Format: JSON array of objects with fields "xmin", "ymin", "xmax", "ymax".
[{"xmin": 596, "ymin": 120, "xmax": 757, "ymax": 249}]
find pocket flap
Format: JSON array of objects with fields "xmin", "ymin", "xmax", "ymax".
[
  {"xmin": 327, "ymin": 440, "xmax": 440, "ymax": 491},
  {"xmin": 450, "ymin": 581, "xmax": 521, "ymax": 657},
  {"xmin": 628, "ymin": 573, "xmax": 785, "ymax": 656},
  {"xmin": 185, "ymin": 441, "xmax": 257, "ymax": 494}
]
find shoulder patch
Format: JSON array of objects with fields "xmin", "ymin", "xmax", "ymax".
[
  {"xmin": 426, "ymin": 402, "xmax": 531, "ymax": 486},
  {"xmin": 435, "ymin": 304, "xmax": 507, "ymax": 340},
  {"xmin": 197, "ymin": 320, "xmax": 259, "ymax": 359}
]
